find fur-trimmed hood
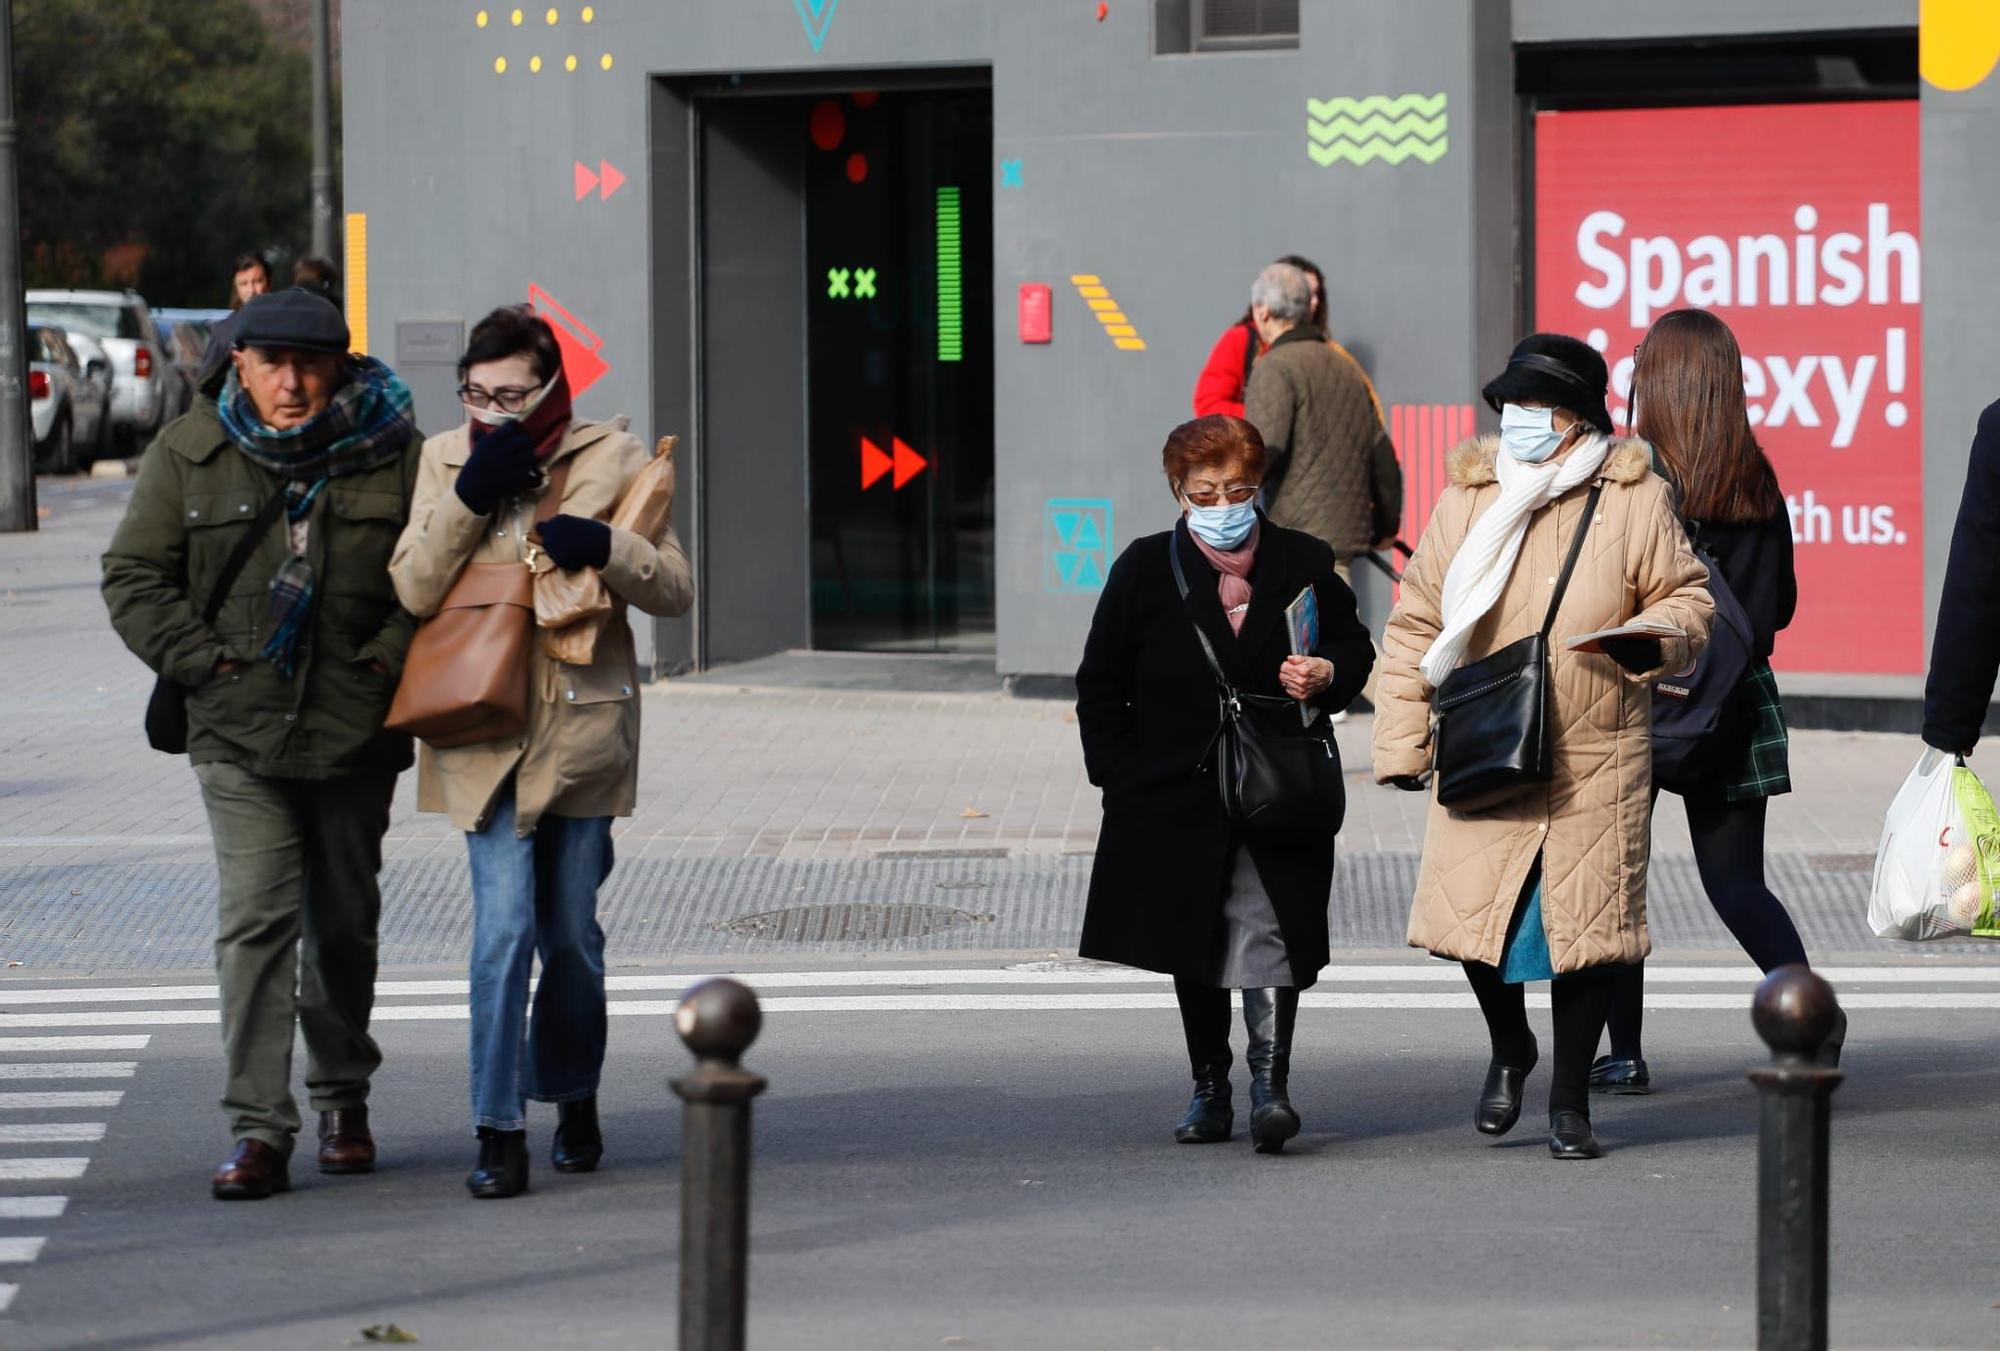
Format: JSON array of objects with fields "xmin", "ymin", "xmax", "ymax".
[{"xmin": 1445, "ymin": 434, "xmax": 1652, "ymax": 489}]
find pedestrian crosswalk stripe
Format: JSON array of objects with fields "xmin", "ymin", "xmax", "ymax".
[
  {"xmin": 0, "ymin": 1063, "xmax": 137, "ymax": 1079},
  {"xmin": 0, "ymin": 1239, "xmax": 47, "ymax": 1264},
  {"xmin": 0, "ymin": 1124, "xmax": 106, "ymax": 1145},
  {"xmin": 0, "ymin": 1037, "xmax": 149, "ymax": 1052},
  {"xmin": 0, "ymin": 1160, "xmax": 87, "ymax": 1182},
  {"xmin": 0, "ymin": 1199, "xmax": 66, "ymax": 1220},
  {"xmin": 0, "ymin": 1284, "xmax": 15, "ymax": 1313},
  {"xmin": 0, "ymin": 1092, "xmax": 123, "ymax": 1109}
]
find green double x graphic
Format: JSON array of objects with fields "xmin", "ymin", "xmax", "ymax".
[
  {"xmin": 827, "ymin": 268, "xmax": 851, "ymax": 298},
  {"xmin": 826, "ymin": 266, "xmax": 879, "ymax": 300},
  {"xmin": 853, "ymin": 268, "xmax": 876, "ymax": 298}
]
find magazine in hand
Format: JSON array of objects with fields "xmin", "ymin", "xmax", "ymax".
[
  {"xmin": 1285, "ymin": 585, "xmax": 1320, "ymax": 726},
  {"xmin": 1562, "ymin": 620, "xmax": 1683, "ymax": 655}
]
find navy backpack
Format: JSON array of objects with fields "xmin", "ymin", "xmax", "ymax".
[{"xmin": 1650, "ymin": 530, "xmax": 1756, "ymax": 787}]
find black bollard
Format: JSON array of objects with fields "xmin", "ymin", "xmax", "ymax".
[
  {"xmin": 671, "ymin": 978, "xmax": 768, "ymax": 1351},
  {"xmin": 1748, "ymin": 965, "xmax": 1843, "ymax": 1351}
]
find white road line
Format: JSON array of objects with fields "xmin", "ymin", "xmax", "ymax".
[
  {"xmin": 0, "ymin": 1037, "xmax": 148, "ymax": 1052},
  {"xmin": 0, "ymin": 1198, "xmax": 66, "ymax": 1220},
  {"xmin": 0, "ymin": 1124, "xmax": 105, "ymax": 1145},
  {"xmin": 2, "ymin": 962, "xmax": 1994, "ymax": 1007},
  {"xmin": 0, "ymin": 1092, "xmax": 122, "ymax": 1110},
  {"xmin": 0, "ymin": 1160, "xmax": 87, "ymax": 1182},
  {"xmin": 0, "ymin": 1063, "xmax": 137, "ymax": 1080},
  {"xmin": 0, "ymin": 1283, "xmax": 14, "ymax": 1313},
  {"xmin": 0, "ymin": 1238, "xmax": 46, "ymax": 1264}
]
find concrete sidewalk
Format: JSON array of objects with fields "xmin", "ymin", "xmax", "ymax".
[{"xmin": 0, "ymin": 475, "xmax": 1978, "ymax": 969}]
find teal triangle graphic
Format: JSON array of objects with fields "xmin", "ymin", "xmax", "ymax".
[
  {"xmin": 1069, "ymin": 515, "xmax": 1103, "ymax": 552},
  {"xmin": 1055, "ymin": 552, "xmax": 1082, "ymax": 586},
  {"xmin": 1072, "ymin": 555, "xmax": 1105, "ymax": 589},
  {"xmin": 794, "ymin": 0, "xmax": 839, "ymax": 51},
  {"xmin": 1051, "ymin": 511, "xmax": 1082, "ymax": 546}
]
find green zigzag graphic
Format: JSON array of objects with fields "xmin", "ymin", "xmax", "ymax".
[
  {"xmin": 1307, "ymin": 137, "xmax": 1450, "ymax": 166},
  {"xmin": 1306, "ymin": 93, "xmax": 1448, "ymax": 120},
  {"xmin": 1306, "ymin": 113, "xmax": 1448, "ymax": 143}
]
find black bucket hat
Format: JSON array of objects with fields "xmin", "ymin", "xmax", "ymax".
[{"xmin": 1481, "ymin": 333, "xmax": 1613, "ymax": 436}]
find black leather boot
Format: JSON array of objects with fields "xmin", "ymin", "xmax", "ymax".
[
  {"xmin": 1243, "ymin": 987, "xmax": 1301, "ymax": 1154},
  {"xmin": 552, "ymin": 1097, "xmax": 603, "ymax": 1174},
  {"xmin": 466, "ymin": 1127, "xmax": 529, "ymax": 1199},
  {"xmin": 1172, "ymin": 977, "xmax": 1233, "ymax": 1144}
]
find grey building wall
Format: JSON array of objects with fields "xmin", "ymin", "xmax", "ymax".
[{"xmin": 345, "ymin": 0, "xmax": 1972, "ymax": 690}]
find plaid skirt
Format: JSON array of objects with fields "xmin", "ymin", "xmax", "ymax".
[{"xmin": 1724, "ymin": 661, "xmax": 1792, "ymax": 802}]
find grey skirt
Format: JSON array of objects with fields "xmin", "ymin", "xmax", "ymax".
[{"xmin": 1204, "ymin": 843, "xmax": 1294, "ymax": 989}]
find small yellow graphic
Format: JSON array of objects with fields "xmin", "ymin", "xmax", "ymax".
[
  {"xmin": 1070, "ymin": 275, "xmax": 1146, "ymax": 352},
  {"xmin": 545, "ymin": 7, "xmax": 559, "ymax": 22},
  {"xmin": 529, "ymin": 54, "xmax": 542, "ymax": 72},
  {"xmin": 344, "ymin": 214, "xmax": 369, "ymax": 357},
  {"xmin": 493, "ymin": 55, "xmax": 507, "ymax": 73},
  {"xmin": 581, "ymin": 4, "xmax": 595, "ymax": 20},
  {"xmin": 600, "ymin": 52, "xmax": 613, "ymax": 70},
  {"xmin": 479, "ymin": 4, "xmax": 610, "ymax": 73},
  {"xmin": 510, "ymin": 7, "xmax": 523, "ymax": 25},
  {"xmin": 475, "ymin": 9, "xmax": 489, "ymax": 27},
  {"xmin": 1922, "ymin": 0, "xmax": 2000, "ymax": 91},
  {"xmin": 565, "ymin": 54, "xmax": 578, "ymax": 71}
]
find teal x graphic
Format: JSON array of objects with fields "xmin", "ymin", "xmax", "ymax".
[
  {"xmin": 827, "ymin": 267, "xmax": 851, "ymax": 298},
  {"xmin": 853, "ymin": 268, "xmax": 877, "ymax": 298},
  {"xmin": 1000, "ymin": 159, "xmax": 1024, "ymax": 188}
]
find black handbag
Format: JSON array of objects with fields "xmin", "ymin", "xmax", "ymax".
[
  {"xmin": 1430, "ymin": 481, "xmax": 1603, "ymax": 807},
  {"xmin": 145, "ymin": 489, "xmax": 288, "ymax": 754},
  {"xmin": 1169, "ymin": 530, "xmax": 1345, "ymax": 836}
]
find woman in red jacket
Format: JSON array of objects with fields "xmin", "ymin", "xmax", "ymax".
[{"xmin": 1192, "ymin": 255, "xmax": 1385, "ymax": 423}]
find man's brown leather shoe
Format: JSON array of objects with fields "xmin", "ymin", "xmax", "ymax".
[
  {"xmin": 317, "ymin": 1107, "xmax": 376, "ymax": 1174},
  {"xmin": 212, "ymin": 1139, "xmax": 290, "ymax": 1200}
]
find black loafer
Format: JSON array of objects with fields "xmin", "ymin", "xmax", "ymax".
[
  {"xmin": 1548, "ymin": 1109, "xmax": 1604, "ymax": 1160},
  {"xmin": 1814, "ymin": 1006, "xmax": 1848, "ymax": 1068},
  {"xmin": 1475, "ymin": 1057, "xmax": 1535, "ymax": 1137},
  {"xmin": 1588, "ymin": 1055, "xmax": 1653, "ymax": 1095}
]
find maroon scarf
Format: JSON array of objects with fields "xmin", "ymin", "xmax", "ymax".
[
  {"xmin": 470, "ymin": 368, "xmax": 574, "ymax": 461},
  {"xmin": 1191, "ymin": 518, "xmax": 1260, "ymax": 634}
]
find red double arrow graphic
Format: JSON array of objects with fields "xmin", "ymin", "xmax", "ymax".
[{"xmin": 860, "ymin": 436, "xmax": 928, "ymax": 491}]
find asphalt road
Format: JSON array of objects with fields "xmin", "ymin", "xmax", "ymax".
[{"xmin": 0, "ymin": 956, "xmax": 1995, "ymax": 1350}]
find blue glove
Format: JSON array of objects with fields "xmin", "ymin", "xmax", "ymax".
[
  {"xmin": 537, "ymin": 514, "xmax": 612, "ymax": 572},
  {"xmin": 453, "ymin": 421, "xmax": 541, "ymax": 516}
]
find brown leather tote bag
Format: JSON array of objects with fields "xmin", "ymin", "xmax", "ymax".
[{"xmin": 386, "ymin": 460, "xmax": 571, "ymax": 749}]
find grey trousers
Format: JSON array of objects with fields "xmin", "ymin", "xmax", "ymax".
[{"xmin": 194, "ymin": 761, "xmax": 395, "ymax": 1153}]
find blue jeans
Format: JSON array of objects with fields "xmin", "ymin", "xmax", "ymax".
[{"xmin": 464, "ymin": 784, "xmax": 614, "ymax": 1132}]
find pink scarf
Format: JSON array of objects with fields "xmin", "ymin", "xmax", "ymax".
[{"xmin": 1190, "ymin": 519, "xmax": 1260, "ymax": 634}]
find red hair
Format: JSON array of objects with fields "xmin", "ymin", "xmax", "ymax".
[{"xmin": 1162, "ymin": 414, "xmax": 1266, "ymax": 489}]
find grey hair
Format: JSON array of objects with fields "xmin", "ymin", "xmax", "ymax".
[{"xmin": 1250, "ymin": 263, "xmax": 1311, "ymax": 323}]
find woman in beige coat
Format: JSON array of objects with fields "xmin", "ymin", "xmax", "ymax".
[
  {"xmin": 389, "ymin": 305, "xmax": 693, "ymax": 1197},
  {"xmin": 1372, "ymin": 334, "xmax": 1712, "ymax": 1160}
]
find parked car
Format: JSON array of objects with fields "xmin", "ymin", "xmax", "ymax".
[
  {"xmin": 27, "ymin": 324, "xmax": 113, "ymax": 473},
  {"xmin": 152, "ymin": 307, "xmax": 232, "ymax": 385},
  {"xmin": 24, "ymin": 289, "xmax": 191, "ymax": 453}
]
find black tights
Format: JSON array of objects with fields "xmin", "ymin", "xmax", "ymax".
[
  {"xmin": 1606, "ymin": 792, "xmax": 1808, "ymax": 1060},
  {"xmin": 1462, "ymin": 959, "xmax": 1614, "ymax": 1119}
]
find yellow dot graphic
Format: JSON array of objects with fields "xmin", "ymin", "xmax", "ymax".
[
  {"xmin": 475, "ymin": 9, "xmax": 488, "ymax": 27},
  {"xmin": 1922, "ymin": 0, "xmax": 2000, "ymax": 90},
  {"xmin": 565, "ymin": 53, "xmax": 578, "ymax": 71},
  {"xmin": 546, "ymin": 7, "xmax": 558, "ymax": 22},
  {"xmin": 510, "ymin": 7, "xmax": 523, "ymax": 25},
  {"xmin": 600, "ymin": 52, "xmax": 613, "ymax": 70},
  {"xmin": 493, "ymin": 56, "xmax": 507, "ymax": 73},
  {"xmin": 529, "ymin": 55, "xmax": 543, "ymax": 72},
  {"xmin": 581, "ymin": 6, "xmax": 594, "ymax": 21}
]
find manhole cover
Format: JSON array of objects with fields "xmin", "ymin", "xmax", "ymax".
[{"xmin": 715, "ymin": 903, "xmax": 995, "ymax": 942}]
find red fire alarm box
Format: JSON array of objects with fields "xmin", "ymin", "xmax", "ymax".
[{"xmin": 1017, "ymin": 283, "xmax": 1052, "ymax": 343}]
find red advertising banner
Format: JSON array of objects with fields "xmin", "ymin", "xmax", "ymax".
[{"xmin": 1535, "ymin": 101, "xmax": 1921, "ymax": 675}]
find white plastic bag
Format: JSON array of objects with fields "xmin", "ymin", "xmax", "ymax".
[{"xmin": 1868, "ymin": 748, "xmax": 2000, "ymax": 940}]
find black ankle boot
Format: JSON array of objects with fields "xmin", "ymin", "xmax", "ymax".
[
  {"xmin": 1172, "ymin": 978, "xmax": 1233, "ymax": 1144},
  {"xmin": 552, "ymin": 1097, "xmax": 603, "ymax": 1174},
  {"xmin": 1475, "ymin": 1036, "xmax": 1539, "ymax": 1136},
  {"xmin": 466, "ymin": 1127, "xmax": 528, "ymax": 1198},
  {"xmin": 1243, "ymin": 987, "xmax": 1300, "ymax": 1154}
]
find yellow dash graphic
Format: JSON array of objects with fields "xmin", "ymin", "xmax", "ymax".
[
  {"xmin": 344, "ymin": 213, "xmax": 369, "ymax": 356},
  {"xmin": 1068, "ymin": 274, "xmax": 1146, "ymax": 352}
]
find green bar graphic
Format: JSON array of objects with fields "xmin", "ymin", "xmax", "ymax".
[{"xmin": 936, "ymin": 186, "xmax": 962, "ymax": 363}]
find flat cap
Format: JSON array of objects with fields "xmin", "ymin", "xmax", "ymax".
[{"xmin": 234, "ymin": 287, "xmax": 350, "ymax": 356}]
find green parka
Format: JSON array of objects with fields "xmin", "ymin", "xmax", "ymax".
[{"xmin": 101, "ymin": 399, "xmax": 423, "ymax": 780}]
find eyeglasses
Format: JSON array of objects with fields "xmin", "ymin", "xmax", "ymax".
[
  {"xmin": 1182, "ymin": 485, "xmax": 1259, "ymax": 508},
  {"xmin": 458, "ymin": 383, "xmax": 540, "ymax": 413}
]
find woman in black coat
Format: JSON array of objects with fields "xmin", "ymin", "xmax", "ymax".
[
  {"xmin": 1592, "ymin": 308, "xmax": 1837, "ymax": 1092},
  {"xmin": 1075, "ymin": 414, "xmax": 1374, "ymax": 1153}
]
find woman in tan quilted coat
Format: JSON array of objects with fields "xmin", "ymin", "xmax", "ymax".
[{"xmin": 1372, "ymin": 334, "xmax": 1712, "ymax": 1161}]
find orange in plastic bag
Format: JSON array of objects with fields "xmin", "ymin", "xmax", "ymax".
[{"xmin": 536, "ymin": 435, "xmax": 677, "ymax": 664}]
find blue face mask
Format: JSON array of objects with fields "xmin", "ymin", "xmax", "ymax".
[
  {"xmin": 1500, "ymin": 403, "xmax": 1567, "ymax": 463},
  {"xmin": 1184, "ymin": 497, "xmax": 1258, "ymax": 550}
]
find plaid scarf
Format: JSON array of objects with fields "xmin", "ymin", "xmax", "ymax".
[{"xmin": 217, "ymin": 358, "xmax": 415, "ymax": 677}]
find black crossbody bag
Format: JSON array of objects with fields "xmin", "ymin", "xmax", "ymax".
[
  {"xmin": 144, "ymin": 491, "xmax": 288, "ymax": 754},
  {"xmin": 1169, "ymin": 531, "xmax": 1345, "ymax": 837},
  {"xmin": 1430, "ymin": 481, "xmax": 1603, "ymax": 807}
]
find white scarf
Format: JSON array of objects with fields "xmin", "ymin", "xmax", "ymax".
[{"xmin": 1418, "ymin": 432, "xmax": 1612, "ymax": 688}]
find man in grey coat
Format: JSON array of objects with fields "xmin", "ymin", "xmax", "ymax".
[{"xmin": 1243, "ymin": 262, "xmax": 1402, "ymax": 582}]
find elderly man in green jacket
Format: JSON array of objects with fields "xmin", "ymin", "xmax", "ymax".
[{"xmin": 103, "ymin": 290, "xmax": 423, "ymax": 1200}]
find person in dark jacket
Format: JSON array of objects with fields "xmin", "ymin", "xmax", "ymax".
[
  {"xmin": 103, "ymin": 290, "xmax": 422, "ymax": 1200},
  {"xmin": 1190, "ymin": 254, "xmax": 1386, "ymax": 427},
  {"xmin": 1923, "ymin": 397, "xmax": 2000, "ymax": 757},
  {"xmin": 1592, "ymin": 308, "xmax": 1837, "ymax": 1092},
  {"xmin": 1076, "ymin": 414, "xmax": 1374, "ymax": 1154}
]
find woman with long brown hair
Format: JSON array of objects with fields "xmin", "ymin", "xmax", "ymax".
[{"xmin": 1590, "ymin": 307, "xmax": 1838, "ymax": 1095}]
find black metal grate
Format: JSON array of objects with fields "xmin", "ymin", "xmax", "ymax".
[{"xmin": 714, "ymin": 902, "xmax": 996, "ymax": 942}]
